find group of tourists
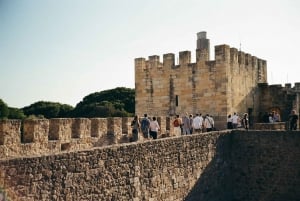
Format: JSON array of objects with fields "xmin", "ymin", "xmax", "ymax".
[
  {"xmin": 262, "ymin": 111, "xmax": 281, "ymax": 123},
  {"xmin": 130, "ymin": 114, "xmax": 160, "ymax": 142},
  {"xmin": 130, "ymin": 112, "xmax": 217, "ymax": 141},
  {"xmin": 227, "ymin": 112, "xmax": 249, "ymax": 130},
  {"xmin": 227, "ymin": 109, "xmax": 299, "ymax": 131},
  {"xmin": 131, "ymin": 109, "xmax": 299, "ymax": 141},
  {"xmin": 172, "ymin": 113, "xmax": 215, "ymax": 136}
]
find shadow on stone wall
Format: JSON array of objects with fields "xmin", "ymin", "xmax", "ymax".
[
  {"xmin": 184, "ymin": 131, "xmax": 300, "ymax": 201},
  {"xmin": 183, "ymin": 133, "xmax": 234, "ymax": 201}
]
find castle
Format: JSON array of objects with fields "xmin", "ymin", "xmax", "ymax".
[
  {"xmin": 135, "ymin": 32, "xmax": 300, "ymax": 128},
  {"xmin": 1, "ymin": 32, "xmax": 300, "ymax": 200}
]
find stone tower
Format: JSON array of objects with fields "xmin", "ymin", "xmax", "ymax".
[{"xmin": 135, "ymin": 32, "xmax": 267, "ymax": 128}]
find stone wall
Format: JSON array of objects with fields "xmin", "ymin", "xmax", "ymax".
[
  {"xmin": 253, "ymin": 122, "xmax": 287, "ymax": 130},
  {"xmin": 230, "ymin": 131, "xmax": 300, "ymax": 201},
  {"xmin": 257, "ymin": 82, "xmax": 300, "ymax": 123},
  {"xmin": 0, "ymin": 118, "xmax": 133, "ymax": 159},
  {"xmin": 0, "ymin": 117, "xmax": 174, "ymax": 159},
  {"xmin": 0, "ymin": 130, "xmax": 299, "ymax": 201}
]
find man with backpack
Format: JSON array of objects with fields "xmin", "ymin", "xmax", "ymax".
[
  {"xmin": 173, "ymin": 114, "xmax": 182, "ymax": 136},
  {"xmin": 141, "ymin": 114, "xmax": 151, "ymax": 138}
]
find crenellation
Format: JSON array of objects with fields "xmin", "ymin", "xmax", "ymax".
[
  {"xmin": 269, "ymin": 84, "xmax": 283, "ymax": 88},
  {"xmin": 0, "ymin": 120, "xmax": 21, "ymax": 146},
  {"xmin": 0, "ymin": 117, "xmax": 155, "ymax": 159},
  {"xmin": 148, "ymin": 55, "xmax": 161, "ymax": 69},
  {"xmin": 251, "ymin": 56, "xmax": 258, "ymax": 67},
  {"xmin": 179, "ymin": 51, "xmax": 191, "ymax": 66},
  {"xmin": 245, "ymin": 53, "xmax": 252, "ymax": 66},
  {"xmin": 134, "ymin": 57, "xmax": 146, "ymax": 71},
  {"xmin": 215, "ymin": 44, "xmax": 230, "ymax": 64},
  {"xmin": 294, "ymin": 82, "xmax": 300, "ymax": 90},
  {"xmin": 238, "ymin": 51, "xmax": 245, "ymax": 65},
  {"xmin": 163, "ymin": 53, "xmax": 175, "ymax": 68},
  {"xmin": 257, "ymin": 58, "xmax": 267, "ymax": 82},
  {"xmin": 230, "ymin": 48, "xmax": 238, "ymax": 64},
  {"xmin": 49, "ymin": 118, "xmax": 72, "ymax": 141},
  {"xmin": 23, "ymin": 119, "xmax": 49, "ymax": 143},
  {"xmin": 90, "ymin": 118, "xmax": 107, "ymax": 138},
  {"xmin": 107, "ymin": 117, "xmax": 122, "ymax": 136},
  {"xmin": 71, "ymin": 118, "xmax": 91, "ymax": 139},
  {"xmin": 122, "ymin": 117, "xmax": 133, "ymax": 135},
  {"xmin": 285, "ymin": 83, "xmax": 291, "ymax": 89}
]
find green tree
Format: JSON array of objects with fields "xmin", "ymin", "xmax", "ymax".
[
  {"xmin": 22, "ymin": 101, "xmax": 74, "ymax": 119},
  {"xmin": 8, "ymin": 107, "xmax": 26, "ymax": 119},
  {"xmin": 73, "ymin": 87, "xmax": 135, "ymax": 117},
  {"xmin": 0, "ymin": 99, "xmax": 9, "ymax": 119}
]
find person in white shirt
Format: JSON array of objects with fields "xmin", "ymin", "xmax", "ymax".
[
  {"xmin": 149, "ymin": 116, "xmax": 160, "ymax": 139},
  {"xmin": 204, "ymin": 114, "xmax": 214, "ymax": 132},
  {"xmin": 192, "ymin": 113, "xmax": 203, "ymax": 133},
  {"xmin": 227, "ymin": 114, "xmax": 233, "ymax": 129},
  {"xmin": 232, "ymin": 112, "xmax": 239, "ymax": 129}
]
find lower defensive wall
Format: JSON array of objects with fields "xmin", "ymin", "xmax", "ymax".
[{"xmin": 0, "ymin": 130, "xmax": 299, "ymax": 201}]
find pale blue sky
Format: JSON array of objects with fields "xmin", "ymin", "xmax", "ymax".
[{"xmin": 1, "ymin": 0, "xmax": 300, "ymax": 108}]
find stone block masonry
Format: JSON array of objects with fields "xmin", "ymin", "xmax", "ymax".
[
  {"xmin": 135, "ymin": 32, "xmax": 268, "ymax": 129},
  {"xmin": 0, "ymin": 117, "xmax": 171, "ymax": 159},
  {"xmin": 134, "ymin": 32, "xmax": 300, "ymax": 131},
  {"xmin": 0, "ymin": 130, "xmax": 299, "ymax": 201}
]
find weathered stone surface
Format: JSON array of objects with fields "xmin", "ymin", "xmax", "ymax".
[
  {"xmin": 135, "ymin": 33, "xmax": 300, "ymax": 130},
  {"xmin": 0, "ymin": 130, "xmax": 299, "ymax": 201}
]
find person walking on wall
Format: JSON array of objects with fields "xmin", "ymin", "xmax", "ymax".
[
  {"xmin": 289, "ymin": 110, "xmax": 299, "ymax": 130},
  {"xmin": 242, "ymin": 113, "xmax": 249, "ymax": 131},
  {"xmin": 182, "ymin": 112, "xmax": 191, "ymax": 135},
  {"xmin": 131, "ymin": 115, "xmax": 140, "ymax": 142},
  {"xmin": 173, "ymin": 114, "xmax": 182, "ymax": 136},
  {"xmin": 204, "ymin": 114, "xmax": 214, "ymax": 132},
  {"xmin": 227, "ymin": 114, "xmax": 233, "ymax": 129},
  {"xmin": 192, "ymin": 113, "xmax": 203, "ymax": 134},
  {"xmin": 141, "ymin": 114, "xmax": 151, "ymax": 139},
  {"xmin": 232, "ymin": 112, "xmax": 239, "ymax": 129},
  {"xmin": 189, "ymin": 114, "xmax": 194, "ymax": 134},
  {"xmin": 149, "ymin": 116, "xmax": 160, "ymax": 139}
]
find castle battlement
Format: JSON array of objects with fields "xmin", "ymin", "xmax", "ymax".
[
  {"xmin": 135, "ymin": 44, "xmax": 266, "ymax": 72},
  {"xmin": 0, "ymin": 117, "xmax": 172, "ymax": 159},
  {"xmin": 258, "ymin": 82, "xmax": 300, "ymax": 91}
]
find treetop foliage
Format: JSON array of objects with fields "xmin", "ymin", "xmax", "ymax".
[
  {"xmin": 1, "ymin": 87, "xmax": 135, "ymax": 119},
  {"xmin": 22, "ymin": 101, "xmax": 74, "ymax": 118},
  {"xmin": 73, "ymin": 87, "xmax": 135, "ymax": 117}
]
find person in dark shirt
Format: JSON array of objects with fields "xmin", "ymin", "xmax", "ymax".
[
  {"xmin": 289, "ymin": 110, "xmax": 298, "ymax": 130},
  {"xmin": 242, "ymin": 113, "xmax": 249, "ymax": 131}
]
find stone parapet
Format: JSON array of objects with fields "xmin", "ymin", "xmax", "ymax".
[
  {"xmin": 0, "ymin": 130, "xmax": 299, "ymax": 200},
  {"xmin": 0, "ymin": 117, "xmax": 296, "ymax": 160},
  {"xmin": 0, "ymin": 117, "xmax": 174, "ymax": 159},
  {"xmin": 254, "ymin": 122, "xmax": 287, "ymax": 130},
  {"xmin": 0, "ymin": 117, "xmax": 133, "ymax": 159}
]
